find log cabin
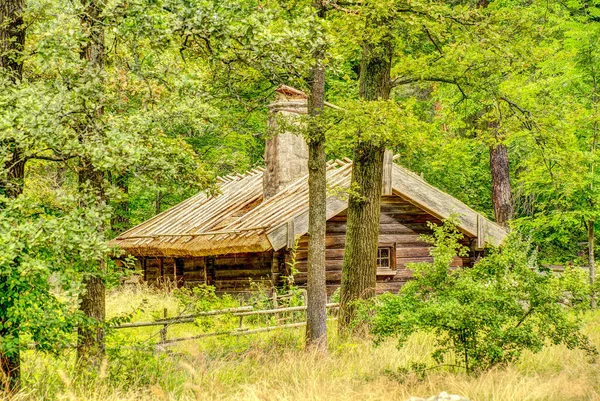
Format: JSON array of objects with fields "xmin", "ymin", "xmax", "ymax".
[{"xmin": 110, "ymin": 86, "xmax": 507, "ymax": 295}]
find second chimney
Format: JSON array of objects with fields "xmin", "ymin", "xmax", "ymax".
[{"xmin": 263, "ymin": 86, "xmax": 309, "ymax": 200}]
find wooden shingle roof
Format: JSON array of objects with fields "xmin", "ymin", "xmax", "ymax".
[{"xmin": 111, "ymin": 159, "xmax": 507, "ymax": 257}]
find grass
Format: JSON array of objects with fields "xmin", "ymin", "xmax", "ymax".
[{"xmin": 10, "ymin": 284, "xmax": 600, "ymax": 401}]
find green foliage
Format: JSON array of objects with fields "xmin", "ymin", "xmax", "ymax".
[
  {"xmin": 173, "ymin": 285, "xmax": 237, "ymax": 331},
  {"xmin": 5, "ymin": 0, "xmax": 600, "ymax": 388},
  {"xmin": 371, "ymin": 220, "xmax": 597, "ymax": 373},
  {"xmin": 0, "ymin": 195, "xmax": 110, "ymax": 358}
]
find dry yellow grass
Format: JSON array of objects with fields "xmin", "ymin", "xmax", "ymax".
[{"xmin": 11, "ymin": 285, "xmax": 600, "ymax": 401}]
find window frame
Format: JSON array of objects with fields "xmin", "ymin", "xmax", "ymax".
[{"xmin": 376, "ymin": 242, "xmax": 397, "ymax": 271}]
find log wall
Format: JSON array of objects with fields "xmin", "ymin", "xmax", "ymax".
[
  {"xmin": 211, "ymin": 251, "xmax": 275, "ymax": 293},
  {"xmin": 292, "ymin": 195, "xmax": 473, "ymax": 294},
  {"xmin": 139, "ymin": 195, "xmax": 474, "ymax": 294},
  {"xmin": 140, "ymin": 251, "xmax": 278, "ymax": 293}
]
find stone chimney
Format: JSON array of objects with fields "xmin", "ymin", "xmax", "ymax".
[{"xmin": 263, "ymin": 86, "xmax": 309, "ymax": 200}]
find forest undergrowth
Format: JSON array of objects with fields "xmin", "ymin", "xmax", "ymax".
[{"xmin": 9, "ymin": 284, "xmax": 600, "ymax": 401}]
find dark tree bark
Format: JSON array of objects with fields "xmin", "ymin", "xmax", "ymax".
[
  {"xmin": 76, "ymin": 0, "xmax": 106, "ymax": 369},
  {"xmin": 489, "ymin": 142, "xmax": 513, "ymax": 227},
  {"xmin": 339, "ymin": 23, "xmax": 392, "ymax": 331},
  {"xmin": 0, "ymin": 0, "xmax": 24, "ymax": 80},
  {"xmin": 0, "ymin": 0, "xmax": 25, "ymax": 392},
  {"xmin": 588, "ymin": 221, "xmax": 596, "ymax": 308},
  {"xmin": 111, "ymin": 172, "xmax": 131, "ymax": 232},
  {"xmin": 589, "ymin": 123, "xmax": 598, "ymax": 308},
  {"xmin": 305, "ymin": 0, "xmax": 328, "ymax": 351},
  {"xmin": 0, "ymin": 0, "xmax": 26, "ymax": 199}
]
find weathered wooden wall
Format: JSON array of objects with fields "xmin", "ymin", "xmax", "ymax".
[
  {"xmin": 183, "ymin": 258, "xmax": 206, "ymax": 287},
  {"xmin": 211, "ymin": 251, "xmax": 276, "ymax": 293},
  {"xmin": 292, "ymin": 195, "xmax": 473, "ymax": 294},
  {"xmin": 139, "ymin": 195, "xmax": 474, "ymax": 294},
  {"xmin": 140, "ymin": 251, "xmax": 279, "ymax": 294}
]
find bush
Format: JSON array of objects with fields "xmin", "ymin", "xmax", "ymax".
[
  {"xmin": 173, "ymin": 285, "xmax": 237, "ymax": 331},
  {"xmin": 371, "ymin": 220, "xmax": 597, "ymax": 374}
]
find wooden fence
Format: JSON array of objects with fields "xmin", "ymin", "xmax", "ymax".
[{"xmin": 115, "ymin": 303, "xmax": 339, "ymax": 346}]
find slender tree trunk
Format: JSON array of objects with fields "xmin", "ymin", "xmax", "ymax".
[
  {"xmin": 589, "ymin": 109, "xmax": 598, "ymax": 308},
  {"xmin": 305, "ymin": 0, "xmax": 327, "ymax": 351},
  {"xmin": 0, "ymin": 0, "xmax": 25, "ymax": 392},
  {"xmin": 111, "ymin": 172, "xmax": 131, "ymax": 232},
  {"xmin": 489, "ymin": 142, "xmax": 513, "ymax": 227},
  {"xmin": 0, "ymin": 0, "xmax": 26, "ymax": 199},
  {"xmin": 76, "ymin": 0, "xmax": 106, "ymax": 368},
  {"xmin": 588, "ymin": 221, "xmax": 596, "ymax": 308},
  {"xmin": 339, "ymin": 24, "xmax": 392, "ymax": 332}
]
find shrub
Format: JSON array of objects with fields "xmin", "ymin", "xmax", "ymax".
[
  {"xmin": 173, "ymin": 285, "xmax": 237, "ymax": 331},
  {"xmin": 371, "ymin": 220, "xmax": 597, "ymax": 374}
]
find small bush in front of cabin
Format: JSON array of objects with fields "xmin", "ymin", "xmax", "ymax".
[
  {"xmin": 173, "ymin": 284, "xmax": 237, "ymax": 331},
  {"xmin": 370, "ymin": 220, "xmax": 597, "ymax": 374}
]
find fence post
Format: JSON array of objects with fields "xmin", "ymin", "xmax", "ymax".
[
  {"xmin": 160, "ymin": 308, "xmax": 168, "ymax": 343},
  {"xmin": 272, "ymin": 291, "xmax": 280, "ymax": 325},
  {"xmin": 238, "ymin": 299, "xmax": 244, "ymax": 330}
]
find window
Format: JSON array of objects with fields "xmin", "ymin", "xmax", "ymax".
[
  {"xmin": 377, "ymin": 248, "xmax": 391, "ymax": 268},
  {"xmin": 377, "ymin": 243, "xmax": 397, "ymax": 272}
]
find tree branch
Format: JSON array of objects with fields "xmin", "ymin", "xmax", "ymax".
[
  {"xmin": 423, "ymin": 25, "xmax": 443, "ymax": 55},
  {"xmin": 391, "ymin": 76, "xmax": 468, "ymax": 101}
]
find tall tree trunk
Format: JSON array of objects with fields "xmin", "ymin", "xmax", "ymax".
[
  {"xmin": 76, "ymin": 0, "xmax": 106, "ymax": 368},
  {"xmin": 0, "ymin": 0, "xmax": 25, "ymax": 392},
  {"xmin": 588, "ymin": 221, "xmax": 596, "ymax": 308},
  {"xmin": 305, "ymin": 0, "xmax": 327, "ymax": 351},
  {"xmin": 111, "ymin": 172, "xmax": 131, "ymax": 232},
  {"xmin": 0, "ymin": 282, "xmax": 20, "ymax": 393},
  {"xmin": 339, "ymin": 24, "xmax": 392, "ymax": 332},
  {"xmin": 0, "ymin": 0, "xmax": 24, "ymax": 80},
  {"xmin": 589, "ymin": 119, "xmax": 598, "ymax": 309},
  {"xmin": 489, "ymin": 142, "xmax": 513, "ymax": 227},
  {"xmin": 0, "ymin": 0, "xmax": 26, "ymax": 199}
]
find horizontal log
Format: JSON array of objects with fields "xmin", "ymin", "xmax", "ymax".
[
  {"xmin": 160, "ymin": 330, "xmax": 230, "ymax": 345},
  {"xmin": 383, "ymin": 214, "xmax": 440, "ymax": 223},
  {"xmin": 214, "ymin": 269, "xmax": 272, "ymax": 279},
  {"xmin": 214, "ymin": 279, "xmax": 272, "ymax": 286},
  {"xmin": 115, "ymin": 306, "xmax": 254, "ymax": 328},
  {"xmin": 230, "ymin": 322, "xmax": 306, "ymax": 336},
  {"xmin": 397, "ymin": 257, "xmax": 434, "ymax": 266},
  {"xmin": 214, "ymin": 257, "xmax": 270, "ymax": 267},
  {"xmin": 324, "ymin": 222, "xmax": 415, "ymax": 235},
  {"xmin": 297, "ymin": 235, "xmax": 346, "ymax": 249},
  {"xmin": 294, "ymin": 248, "xmax": 346, "ymax": 261},
  {"xmin": 183, "ymin": 280, "xmax": 207, "ymax": 287},
  {"xmin": 295, "ymin": 269, "xmax": 400, "ymax": 285},
  {"xmin": 183, "ymin": 269, "xmax": 206, "ymax": 277},
  {"xmin": 184, "ymin": 258, "xmax": 206, "ymax": 271},
  {"xmin": 294, "ymin": 260, "xmax": 343, "ymax": 273},
  {"xmin": 232, "ymin": 303, "xmax": 339, "ymax": 317},
  {"xmin": 396, "ymin": 247, "xmax": 432, "ymax": 258},
  {"xmin": 294, "ymin": 270, "xmax": 343, "ymax": 284}
]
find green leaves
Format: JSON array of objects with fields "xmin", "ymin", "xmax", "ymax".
[{"xmin": 371, "ymin": 220, "xmax": 596, "ymax": 373}]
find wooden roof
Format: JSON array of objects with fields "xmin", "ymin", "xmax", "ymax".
[{"xmin": 111, "ymin": 159, "xmax": 507, "ymax": 257}]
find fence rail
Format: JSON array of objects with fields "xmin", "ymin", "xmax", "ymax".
[
  {"xmin": 116, "ymin": 300, "xmax": 339, "ymax": 346},
  {"xmin": 114, "ymin": 306, "xmax": 253, "ymax": 328}
]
